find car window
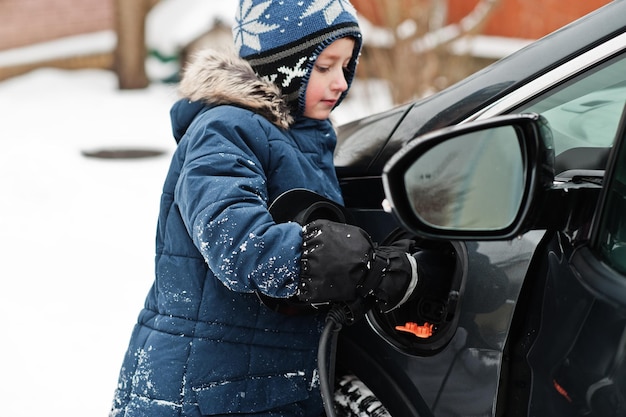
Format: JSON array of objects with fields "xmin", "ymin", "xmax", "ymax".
[
  {"xmin": 517, "ymin": 53, "xmax": 626, "ymax": 159},
  {"xmin": 595, "ymin": 113, "xmax": 626, "ymax": 275}
]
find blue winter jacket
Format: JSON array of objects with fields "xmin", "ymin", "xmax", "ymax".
[{"xmin": 111, "ymin": 50, "xmax": 344, "ymax": 417}]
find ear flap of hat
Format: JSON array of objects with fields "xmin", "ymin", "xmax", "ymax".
[{"xmin": 295, "ymin": 27, "xmax": 362, "ymax": 116}]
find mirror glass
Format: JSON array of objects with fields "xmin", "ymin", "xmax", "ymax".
[{"xmin": 404, "ymin": 126, "xmax": 525, "ymax": 230}]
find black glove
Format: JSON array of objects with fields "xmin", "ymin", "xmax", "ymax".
[
  {"xmin": 298, "ymin": 220, "xmax": 418, "ymax": 313},
  {"xmin": 372, "ymin": 239, "xmax": 419, "ymax": 312}
]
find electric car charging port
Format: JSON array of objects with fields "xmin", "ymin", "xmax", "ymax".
[{"xmin": 367, "ymin": 231, "xmax": 467, "ymax": 356}]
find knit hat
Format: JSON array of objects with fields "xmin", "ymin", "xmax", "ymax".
[{"xmin": 233, "ymin": 0, "xmax": 362, "ymax": 116}]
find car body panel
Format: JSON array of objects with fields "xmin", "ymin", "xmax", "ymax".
[{"xmin": 339, "ymin": 231, "xmax": 544, "ymax": 416}]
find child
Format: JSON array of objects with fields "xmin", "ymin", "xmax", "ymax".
[{"xmin": 110, "ymin": 1, "xmax": 418, "ymax": 416}]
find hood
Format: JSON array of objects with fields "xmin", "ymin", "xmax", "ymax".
[{"xmin": 177, "ymin": 49, "xmax": 294, "ymax": 130}]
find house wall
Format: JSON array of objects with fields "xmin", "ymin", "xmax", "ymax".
[
  {"xmin": 351, "ymin": 0, "xmax": 611, "ymax": 39},
  {"xmin": 446, "ymin": 0, "xmax": 612, "ymax": 39},
  {"xmin": 0, "ymin": 0, "xmax": 114, "ymax": 51}
]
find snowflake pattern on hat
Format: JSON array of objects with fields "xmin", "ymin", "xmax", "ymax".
[
  {"xmin": 234, "ymin": 0, "xmax": 358, "ymax": 54},
  {"xmin": 301, "ymin": 0, "xmax": 358, "ymax": 25},
  {"xmin": 233, "ymin": 0, "xmax": 279, "ymax": 52}
]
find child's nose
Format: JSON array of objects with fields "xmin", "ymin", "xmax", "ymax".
[{"xmin": 332, "ymin": 70, "xmax": 348, "ymax": 92}]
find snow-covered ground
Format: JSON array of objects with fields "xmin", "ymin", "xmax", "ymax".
[
  {"xmin": 0, "ymin": 68, "xmax": 176, "ymax": 417},
  {"xmin": 0, "ymin": 62, "xmax": 392, "ymax": 416}
]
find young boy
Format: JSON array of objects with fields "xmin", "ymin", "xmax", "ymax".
[{"xmin": 110, "ymin": 2, "xmax": 418, "ymax": 416}]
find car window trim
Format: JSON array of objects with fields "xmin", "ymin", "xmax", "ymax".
[{"xmin": 464, "ymin": 32, "xmax": 626, "ymax": 123}]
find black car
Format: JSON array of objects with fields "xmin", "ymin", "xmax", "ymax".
[{"xmin": 330, "ymin": 1, "xmax": 626, "ymax": 416}]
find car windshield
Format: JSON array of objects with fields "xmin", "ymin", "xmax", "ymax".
[{"xmin": 518, "ymin": 53, "xmax": 626, "ymax": 159}]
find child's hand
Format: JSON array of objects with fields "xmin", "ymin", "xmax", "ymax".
[{"xmin": 298, "ymin": 220, "xmax": 418, "ymax": 312}]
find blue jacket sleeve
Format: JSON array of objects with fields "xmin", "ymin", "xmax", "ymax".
[{"xmin": 174, "ymin": 106, "xmax": 302, "ymax": 298}]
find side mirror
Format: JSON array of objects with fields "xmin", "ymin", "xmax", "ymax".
[{"xmin": 383, "ymin": 114, "xmax": 555, "ymax": 240}]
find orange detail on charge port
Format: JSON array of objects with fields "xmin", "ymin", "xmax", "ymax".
[
  {"xmin": 553, "ymin": 379, "xmax": 572, "ymax": 402},
  {"xmin": 395, "ymin": 322, "xmax": 434, "ymax": 338}
]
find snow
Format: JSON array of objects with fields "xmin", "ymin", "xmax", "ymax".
[
  {"xmin": 0, "ymin": 68, "xmax": 178, "ymax": 417},
  {"xmin": 0, "ymin": 31, "xmax": 116, "ymax": 67},
  {"xmin": 146, "ymin": 0, "xmax": 236, "ymax": 57}
]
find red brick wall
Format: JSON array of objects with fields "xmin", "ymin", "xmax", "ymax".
[
  {"xmin": 446, "ymin": 0, "xmax": 612, "ymax": 39},
  {"xmin": 0, "ymin": 0, "xmax": 114, "ymax": 50},
  {"xmin": 352, "ymin": 0, "xmax": 611, "ymax": 39}
]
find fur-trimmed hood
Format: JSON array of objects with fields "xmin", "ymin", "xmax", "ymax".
[{"xmin": 178, "ymin": 49, "xmax": 294, "ymax": 130}]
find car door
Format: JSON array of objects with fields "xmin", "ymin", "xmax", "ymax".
[
  {"xmin": 518, "ymin": 106, "xmax": 626, "ymax": 417},
  {"xmin": 492, "ymin": 48, "xmax": 626, "ymax": 416}
]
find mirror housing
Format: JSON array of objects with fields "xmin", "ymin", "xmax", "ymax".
[{"xmin": 383, "ymin": 114, "xmax": 557, "ymax": 240}]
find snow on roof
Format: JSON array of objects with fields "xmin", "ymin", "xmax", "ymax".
[
  {"xmin": 146, "ymin": 0, "xmax": 236, "ymax": 56},
  {"xmin": 0, "ymin": 31, "xmax": 116, "ymax": 67}
]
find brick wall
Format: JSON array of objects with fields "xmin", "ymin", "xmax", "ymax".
[
  {"xmin": 0, "ymin": 0, "xmax": 114, "ymax": 51},
  {"xmin": 446, "ymin": 0, "xmax": 612, "ymax": 39},
  {"xmin": 352, "ymin": 0, "xmax": 611, "ymax": 40}
]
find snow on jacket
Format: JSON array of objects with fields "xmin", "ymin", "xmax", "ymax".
[{"xmin": 110, "ymin": 49, "xmax": 345, "ymax": 417}]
